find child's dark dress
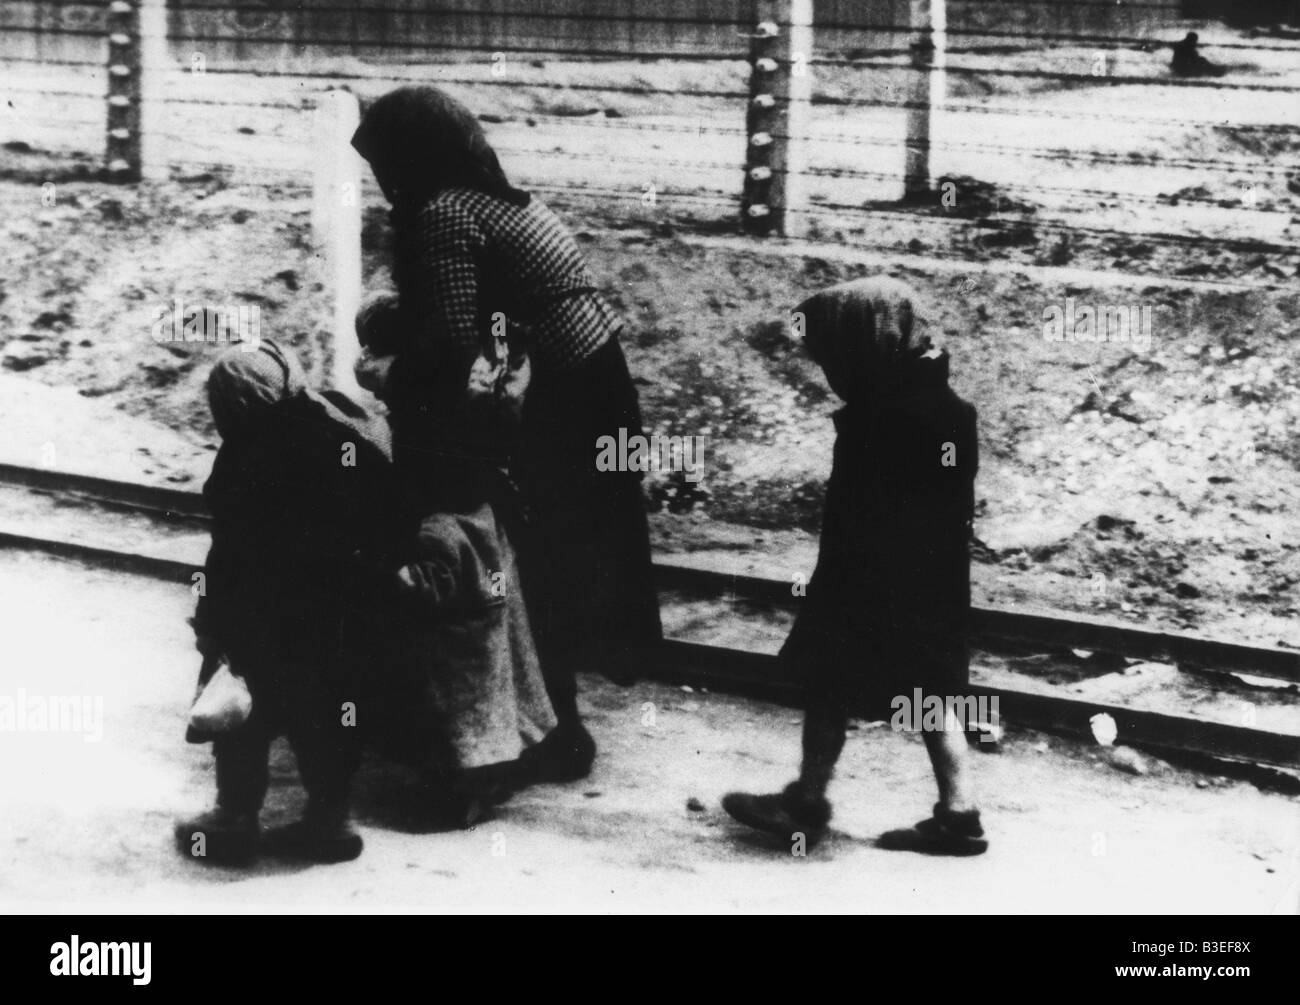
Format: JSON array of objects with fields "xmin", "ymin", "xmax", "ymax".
[{"xmin": 782, "ymin": 355, "xmax": 978, "ymax": 719}]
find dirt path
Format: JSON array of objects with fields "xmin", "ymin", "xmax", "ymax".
[{"xmin": 0, "ymin": 550, "xmax": 1293, "ymax": 913}]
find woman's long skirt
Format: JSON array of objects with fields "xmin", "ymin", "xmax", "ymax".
[{"xmin": 512, "ymin": 336, "xmax": 663, "ymax": 706}]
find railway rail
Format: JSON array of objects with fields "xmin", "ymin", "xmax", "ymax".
[{"xmin": 0, "ymin": 461, "xmax": 1296, "ymax": 775}]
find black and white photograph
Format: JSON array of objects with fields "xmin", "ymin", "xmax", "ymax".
[{"xmin": 0, "ymin": 0, "xmax": 1296, "ymax": 934}]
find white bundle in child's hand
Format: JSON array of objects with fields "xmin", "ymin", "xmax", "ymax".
[{"xmin": 189, "ymin": 659, "xmax": 252, "ymax": 734}]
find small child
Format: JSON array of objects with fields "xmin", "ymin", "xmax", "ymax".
[
  {"xmin": 354, "ymin": 295, "xmax": 555, "ymax": 826},
  {"xmin": 175, "ymin": 340, "xmax": 397, "ymax": 864},
  {"xmin": 722, "ymin": 277, "xmax": 987, "ymax": 855}
]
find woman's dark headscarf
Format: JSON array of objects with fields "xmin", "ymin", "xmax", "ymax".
[{"xmin": 350, "ymin": 86, "xmax": 530, "ymax": 209}]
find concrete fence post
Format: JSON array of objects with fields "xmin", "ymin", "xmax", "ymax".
[
  {"xmin": 138, "ymin": 0, "xmax": 169, "ymax": 181},
  {"xmin": 104, "ymin": 0, "xmax": 142, "ymax": 182},
  {"xmin": 905, "ymin": 0, "xmax": 944, "ymax": 199},
  {"xmin": 741, "ymin": 0, "xmax": 813, "ymax": 237},
  {"xmin": 312, "ymin": 89, "xmax": 363, "ymax": 397}
]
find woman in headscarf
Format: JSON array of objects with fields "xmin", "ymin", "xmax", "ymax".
[
  {"xmin": 176, "ymin": 341, "xmax": 398, "ymax": 865},
  {"xmin": 721, "ymin": 277, "xmax": 988, "ymax": 856},
  {"xmin": 352, "ymin": 86, "xmax": 662, "ymax": 782}
]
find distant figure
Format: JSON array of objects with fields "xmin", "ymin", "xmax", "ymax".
[
  {"xmin": 721, "ymin": 278, "xmax": 987, "ymax": 856},
  {"xmin": 1171, "ymin": 32, "xmax": 1226, "ymax": 77}
]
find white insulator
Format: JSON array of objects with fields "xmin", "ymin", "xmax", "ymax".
[
  {"xmin": 110, "ymin": 34, "xmax": 132, "ymax": 46},
  {"xmin": 749, "ymin": 166, "xmax": 772, "ymax": 181},
  {"xmin": 750, "ymin": 131, "xmax": 773, "ymax": 147},
  {"xmin": 108, "ymin": 95, "xmax": 131, "ymax": 107},
  {"xmin": 752, "ymin": 94, "xmax": 775, "ymax": 108},
  {"xmin": 109, "ymin": 1, "xmax": 133, "ymax": 13},
  {"xmin": 108, "ymin": 158, "xmax": 132, "ymax": 172},
  {"xmin": 747, "ymin": 204, "xmax": 771, "ymax": 218},
  {"xmin": 755, "ymin": 57, "xmax": 778, "ymax": 73},
  {"xmin": 109, "ymin": 128, "xmax": 131, "ymax": 140},
  {"xmin": 110, "ymin": 65, "xmax": 131, "ymax": 76},
  {"xmin": 755, "ymin": 21, "xmax": 779, "ymax": 37}
]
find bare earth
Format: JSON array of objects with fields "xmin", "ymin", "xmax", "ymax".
[
  {"xmin": 0, "ymin": 170, "xmax": 1296, "ymax": 650},
  {"xmin": 2, "ymin": 24, "xmax": 1298, "ymax": 646}
]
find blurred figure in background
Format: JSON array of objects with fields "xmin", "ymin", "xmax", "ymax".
[{"xmin": 1171, "ymin": 32, "xmax": 1226, "ymax": 77}]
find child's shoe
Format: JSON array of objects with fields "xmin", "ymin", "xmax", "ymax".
[
  {"xmin": 721, "ymin": 783, "xmax": 832, "ymax": 848},
  {"xmin": 173, "ymin": 807, "xmax": 260, "ymax": 865},
  {"xmin": 264, "ymin": 805, "xmax": 363, "ymax": 864},
  {"xmin": 877, "ymin": 803, "xmax": 988, "ymax": 856}
]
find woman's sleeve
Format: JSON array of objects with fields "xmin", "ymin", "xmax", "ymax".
[{"xmin": 400, "ymin": 199, "xmax": 484, "ymax": 374}]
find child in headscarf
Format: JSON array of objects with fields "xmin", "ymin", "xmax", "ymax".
[
  {"xmin": 722, "ymin": 277, "xmax": 987, "ymax": 855},
  {"xmin": 176, "ymin": 340, "xmax": 398, "ymax": 864},
  {"xmin": 352, "ymin": 87, "xmax": 662, "ymax": 783},
  {"xmin": 354, "ymin": 296, "xmax": 556, "ymax": 827}
]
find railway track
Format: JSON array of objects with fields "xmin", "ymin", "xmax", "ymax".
[{"xmin": 1, "ymin": 461, "xmax": 1297, "ymax": 775}]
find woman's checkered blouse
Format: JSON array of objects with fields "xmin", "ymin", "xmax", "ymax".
[{"xmin": 394, "ymin": 187, "xmax": 622, "ymax": 372}]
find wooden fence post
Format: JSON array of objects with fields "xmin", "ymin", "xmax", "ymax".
[
  {"xmin": 312, "ymin": 89, "xmax": 363, "ymax": 397},
  {"xmin": 105, "ymin": 0, "xmax": 142, "ymax": 182},
  {"xmin": 741, "ymin": 0, "xmax": 812, "ymax": 237}
]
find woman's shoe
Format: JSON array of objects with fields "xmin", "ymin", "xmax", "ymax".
[{"xmin": 517, "ymin": 724, "xmax": 597, "ymax": 784}]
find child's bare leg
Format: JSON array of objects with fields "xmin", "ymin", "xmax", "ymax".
[
  {"xmin": 920, "ymin": 706, "xmax": 977, "ymax": 813},
  {"xmin": 721, "ymin": 696, "xmax": 841, "ymax": 844},
  {"xmin": 794, "ymin": 702, "xmax": 849, "ymax": 801},
  {"xmin": 878, "ymin": 704, "xmax": 987, "ymax": 854}
]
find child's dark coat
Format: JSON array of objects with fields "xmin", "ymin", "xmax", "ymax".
[{"xmin": 783, "ymin": 286, "xmax": 979, "ymax": 719}]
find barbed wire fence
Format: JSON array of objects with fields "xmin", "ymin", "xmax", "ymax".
[{"xmin": 2, "ymin": 0, "xmax": 1299, "ymax": 295}]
